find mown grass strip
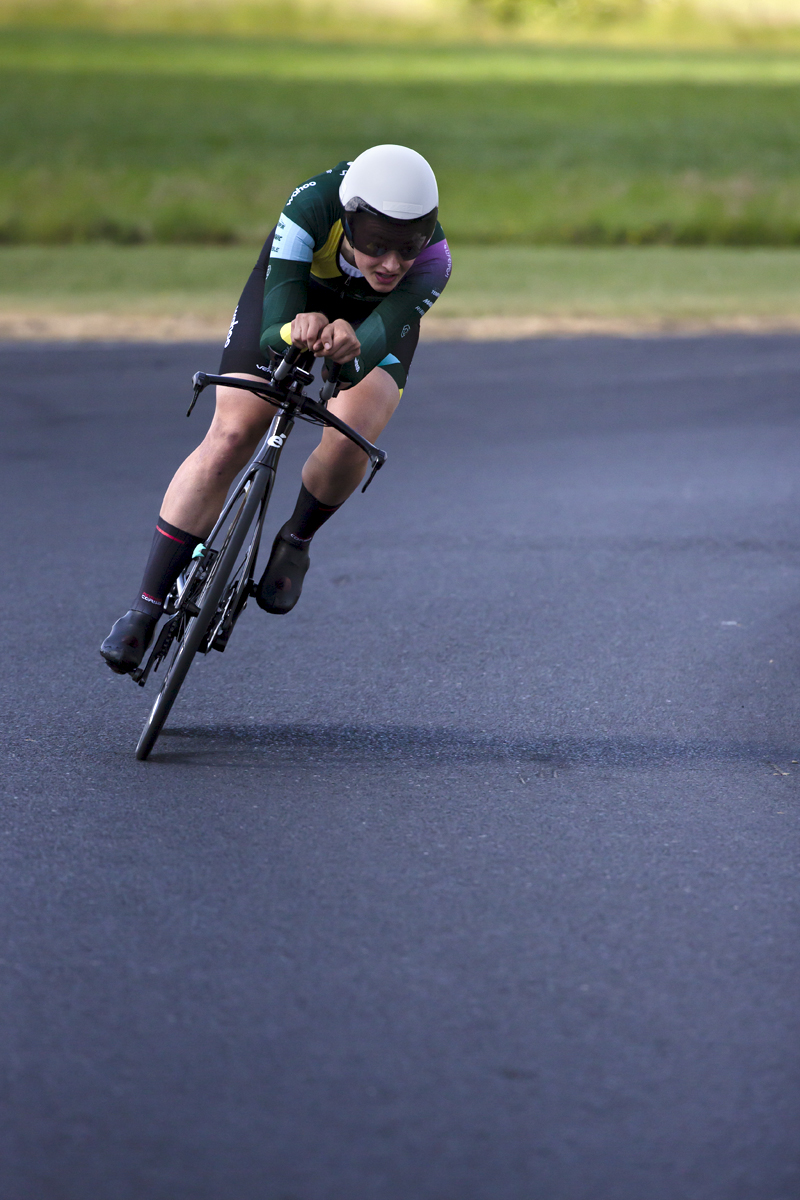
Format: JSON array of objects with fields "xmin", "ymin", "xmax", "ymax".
[
  {"xmin": 2, "ymin": 245, "xmax": 799, "ymax": 328},
  {"xmin": 3, "ymin": 29, "xmax": 800, "ymax": 82}
]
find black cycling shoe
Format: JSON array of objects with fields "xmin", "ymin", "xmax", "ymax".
[
  {"xmin": 255, "ymin": 531, "xmax": 311, "ymax": 614},
  {"xmin": 100, "ymin": 609, "xmax": 157, "ymax": 675}
]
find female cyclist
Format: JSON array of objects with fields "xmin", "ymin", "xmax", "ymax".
[{"xmin": 101, "ymin": 143, "xmax": 452, "ymax": 674}]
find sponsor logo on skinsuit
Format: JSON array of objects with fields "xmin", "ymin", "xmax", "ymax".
[
  {"xmin": 225, "ymin": 305, "xmax": 239, "ymax": 348},
  {"xmin": 286, "ymin": 181, "xmax": 317, "ymax": 206}
]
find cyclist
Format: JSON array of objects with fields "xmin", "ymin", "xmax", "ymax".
[{"xmin": 101, "ymin": 144, "xmax": 452, "ymax": 674}]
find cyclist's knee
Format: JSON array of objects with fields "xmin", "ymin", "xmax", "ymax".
[
  {"xmin": 332, "ymin": 369, "xmax": 400, "ymax": 439},
  {"xmin": 204, "ymin": 412, "xmax": 264, "ymax": 466},
  {"xmin": 322, "ymin": 427, "xmax": 369, "ymax": 467}
]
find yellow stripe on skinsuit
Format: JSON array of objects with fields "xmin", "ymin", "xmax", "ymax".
[
  {"xmin": 311, "ymin": 220, "xmax": 344, "ymax": 279},
  {"xmin": 279, "ymin": 322, "xmax": 292, "ymax": 344}
]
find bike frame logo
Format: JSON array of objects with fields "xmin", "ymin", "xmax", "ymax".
[{"xmin": 267, "ymin": 431, "xmax": 287, "ymax": 448}]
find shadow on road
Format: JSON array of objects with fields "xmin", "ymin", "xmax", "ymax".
[{"xmin": 150, "ymin": 722, "xmax": 799, "ymax": 772}]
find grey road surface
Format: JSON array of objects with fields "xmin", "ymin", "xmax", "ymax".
[{"xmin": 1, "ymin": 336, "xmax": 798, "ymax": 1200}]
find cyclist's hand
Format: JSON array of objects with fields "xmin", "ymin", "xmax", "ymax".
[
  {"xmin": 290, "ymin": 314, "xmax": 361, "ymax": 363},
  {"xmin": 290, "ymin": 314, "xmax": 360, "ymax": 361},
  {"xmin": 315, "ymin": 319, "xmax": 361, "ymax": 363},
  {"xmin": 290, "ymin": 312, "xmax": 329, "ymax": 351}
]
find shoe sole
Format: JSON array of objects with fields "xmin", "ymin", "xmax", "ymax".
[
  {"xmin": 256, "ymin": 603, "xmax": 295, "ymax": 614},
  {"xmin": 100, "ymin": 648, "xmax": 135, "ymax": 675}
]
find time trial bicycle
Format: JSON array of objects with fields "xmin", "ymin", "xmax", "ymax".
[{"xmin": 132, "ymin": 346, "xmax": 386, "ymax": 761}]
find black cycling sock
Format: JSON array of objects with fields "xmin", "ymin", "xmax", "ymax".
[
  {"xmin": 132, "ymin": 518, "xmax": 199, "ymax": 618},
  {"xmin": 281, "ymin": 483, "xmax": 341, "ymax": 545}
]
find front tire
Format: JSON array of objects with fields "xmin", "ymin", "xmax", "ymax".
[{"xmin": 135, "ymin": 474, "xmax": 267, "ymax": 761}]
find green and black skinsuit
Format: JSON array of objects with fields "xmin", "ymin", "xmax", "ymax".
[{"xmin": 219, "ymin": 160, "xmax": 453, "ymax": 392}]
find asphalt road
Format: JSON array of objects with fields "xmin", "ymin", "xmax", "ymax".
[{"xmin": 1, "ymin": 336, "xmax": 799, "ymax": 1200}]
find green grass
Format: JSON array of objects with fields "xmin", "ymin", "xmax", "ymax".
[
  {"xmin": 2, "ymin": 244, "xmax": 799, "ymax": 322},
  {"xmin": 448, "ymin": 245, "xmax": 800, "ymax": 318},
  {"xmin": 1, "ymin": 29, "xmax": 800, "ymax": 246}
]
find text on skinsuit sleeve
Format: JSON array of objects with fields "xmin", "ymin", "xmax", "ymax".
[{"xmin": 270, "ymin": 212, "xmax": 314, "ymax": 263}]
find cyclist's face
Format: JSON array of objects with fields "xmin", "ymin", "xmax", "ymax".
[{"xmin": 353, "ymin": 247, "xmax": 414, "ymax": 292}]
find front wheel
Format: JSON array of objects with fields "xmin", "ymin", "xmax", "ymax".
[{"xmin": 135, "ymin": 474, "xmax": 267, "ymax": 761}]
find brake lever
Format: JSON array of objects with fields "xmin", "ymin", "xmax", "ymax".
[
  {"xmin": 187, "ymin": 371, "xmax": 208, "ymax": 417},
  {"xmin": 361, "ymin": 452, "xmax": 387, "ymax": 493}
]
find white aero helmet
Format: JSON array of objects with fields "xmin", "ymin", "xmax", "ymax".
[{"xmin": 339, "ymin": 144, "xmax": 439, "ymax": 260}]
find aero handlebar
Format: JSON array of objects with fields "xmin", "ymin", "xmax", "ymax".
[
  {"xmin": 272, "ymin": 347, "xmax": 340, "ymax": 401},
  {"xmin": 188, "ymin": 350, "xmax": 386, "ymax": 492}
]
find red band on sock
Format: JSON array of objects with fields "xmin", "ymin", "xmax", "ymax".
[{"xmin": 156, "ymin": 524, "xmax": 187, "ymax": 545}]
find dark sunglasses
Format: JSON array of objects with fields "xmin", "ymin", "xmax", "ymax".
[{"xmin": 345, "ymin": 208, "xmax": 437, "ymax": 261}]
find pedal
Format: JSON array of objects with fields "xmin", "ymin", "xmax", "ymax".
[
  {"xmin": 132, "ymin": 615, "xmax": 180, "ymax": 687},
  {"xmin": 211, "ymin": 624, "xmax": 231, "ymax": 652},
  {"xmin": 211, "ymin": 591, "xmax": 250, "ymax": 651}
]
